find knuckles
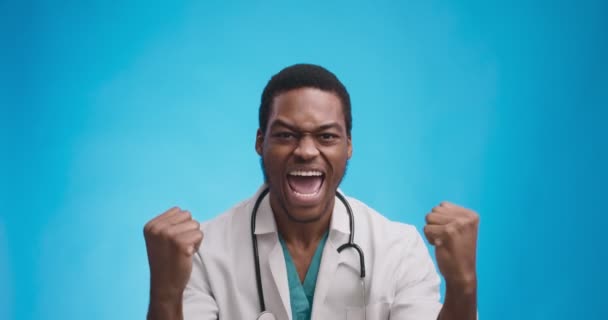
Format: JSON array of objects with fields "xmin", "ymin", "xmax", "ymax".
[
  {"xmin": 428, "ymin": 202, "xmax": 479, "ymax": 222},
  {"xmin": 143, "ymin": 208, "xmax": 199, "ymax": 241},
  {"xmin": 423, "ymin": 205, "xmax": 480, "ymax": 238},
  {"xmin": 423, "ymin": 225, "xmax": 431, "ymax": 234},
  {"xmin": 445, "ymin": 224, "xmax": 457, "ymax": 235},
  {"xmin": 144, "ymin": 223, "xmax": 163, "ymax": 238},
  {"xmin": 439, "ymin": 201, "xmax": 452, "ymax": 208},
  {"xmin": 460, "ymin": 210, "xmax": 480, "ymax": 226},
  {"xmin": 424, "ymin": 213, "xmax": 433, "ymax": 223},
  {"xmin": 179, "ymin": 210, "xmax": 192, "ymax": 220}
]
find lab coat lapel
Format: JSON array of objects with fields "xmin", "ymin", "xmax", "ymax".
[
  {"xmin": 254, "ymin": 187, "xmax": 292, "ymax": 320},
  {"xmin": 310, "ymin": 236, "xmax": 341, "ymax": 317},
  {"xmin": 311, "ymin": 193, "xmax": 354, "ymax": 318},
  {"xmin": 268, "ymin": 240, "xmax": 292, "ymax": 320}
]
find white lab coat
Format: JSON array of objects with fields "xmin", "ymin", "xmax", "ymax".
[{"xmin": 184, "ymin": 186, "xmax": 442, "ymax": 320}]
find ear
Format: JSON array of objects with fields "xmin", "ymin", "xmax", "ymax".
[
  {"xmin": 347, "ymin": 135, "xmax": 353, "ymax": 159},
  {"xmin": 255, "ymin": 128, "xmax": 264, "ymax": 156}
]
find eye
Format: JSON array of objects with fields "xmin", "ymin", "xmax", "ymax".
[
  {"xmin": 274, "ymin": 132, "xmax": 296, "ymax": 139},
  {"xmin": 319, "ymin": 133, "xmax": 338, "ymax": 141}
]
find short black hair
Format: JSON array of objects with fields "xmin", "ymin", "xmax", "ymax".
[{"xmin": 259, "ymin": 64, "xmax": 352, "ymax": 136}]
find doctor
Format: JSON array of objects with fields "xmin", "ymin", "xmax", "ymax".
[{"xmin": 144, "ymin": 64, "xmax": 479, "ymax": 320}]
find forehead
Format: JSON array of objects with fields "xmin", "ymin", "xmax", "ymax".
[{"xmin": 269, "ymin": 88, "xmax": 345, "ymax": 130}]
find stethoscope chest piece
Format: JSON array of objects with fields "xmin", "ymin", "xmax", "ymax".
[{"xmin": 256, "ymin": 311, "xmax": 276, "ymax": 320}]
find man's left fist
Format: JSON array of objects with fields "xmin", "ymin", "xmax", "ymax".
[{"xmin": 423, "ymin": 201, "xmax": 479, "ymax": 290}]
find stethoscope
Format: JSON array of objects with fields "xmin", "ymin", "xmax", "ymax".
[{"xmin": 251, "ymin": 187, "xmax": 366, "ymax": 320}]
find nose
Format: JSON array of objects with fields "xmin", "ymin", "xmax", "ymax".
[{"xmin": 293, "ymin": 135, "xmax": 320, "ymax": 160}]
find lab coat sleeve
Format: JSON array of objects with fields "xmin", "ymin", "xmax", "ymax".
[
  {"xmin": 389, "ymin": 225, "xmax": 442, "ymax": 320},
  {"xmin": 182, "ymin": 250, "xmax": 219, "ymax": 320}
]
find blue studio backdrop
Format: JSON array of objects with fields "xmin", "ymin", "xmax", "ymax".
[{"xmin": 2, "ymin": 0, "xmax": 607, "ymax": 319}]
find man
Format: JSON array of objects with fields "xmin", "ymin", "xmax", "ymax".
[{"xmin": 144, "ymin": 64, "xmax": 479, "ymax": 319}]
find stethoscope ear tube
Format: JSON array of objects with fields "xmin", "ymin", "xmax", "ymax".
[
  {"xmin": 251, "ymin": 188, "xmax": 270, "ymax": 312},
  {"xmin": 336, "ymin": 191, "xmax": 366, "ymax": 278},
  {"xmin": 337, "ymin": 242, "xmax": 366, "ymax": 278}
]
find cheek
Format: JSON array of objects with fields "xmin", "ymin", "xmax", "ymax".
[
  {"xmin": 323, "ymin": 149, "xmax": 349, "ymax": 173},
  {"xmin": 263, "ymin": 147, "xmax": 290, "ymax": 172}
]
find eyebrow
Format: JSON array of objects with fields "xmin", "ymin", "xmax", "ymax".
[{"xmin": 270, "ymin": 119, "xmax": 344, "ymax": 132}]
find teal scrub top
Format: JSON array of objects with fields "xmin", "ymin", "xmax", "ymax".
[{"xmin": 278, "ymin": 232, "xmax": 329, "ymax": 320}]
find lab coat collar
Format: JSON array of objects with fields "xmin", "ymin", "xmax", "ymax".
[
  {"xmin": 252, "ymin": 185, "xmax": 277, "ymax": 235},
  {"xmin": 329, "ymin": 188, "xmax": 351, "ymax": 236},
  {"xmin": 251, "ymin": 184, "xmax": 351, "ymax": 237}
]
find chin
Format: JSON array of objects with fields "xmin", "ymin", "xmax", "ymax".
[
  {"xmin": 284, "ymin": 207, "xmax": 327, "ymax": 223},
  {"xmin": 281, "ymin": 188, "xmax": 336, "ymax": 224}
]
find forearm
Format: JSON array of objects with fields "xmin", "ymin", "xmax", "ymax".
[
  {"xmin": 438, "ymin": 279, "xmax": 477, "ymax": 320},
  {"xmin": 147, "ymin": 294, "xmax": 184, "ymax": 320}
]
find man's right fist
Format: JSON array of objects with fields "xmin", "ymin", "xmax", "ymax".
[{"xmin": 144, "ymin": 207, "xmax": 204, "ymax": 301}]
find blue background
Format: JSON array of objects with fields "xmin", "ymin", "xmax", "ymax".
[{"xmin": 2, "ymin": 0, "xmax": 607, "ymax": 319}]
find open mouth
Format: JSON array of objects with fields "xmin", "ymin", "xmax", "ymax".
[{"xmin": 286, "ymin": 170, "xmax": 325, "ymax": 199}]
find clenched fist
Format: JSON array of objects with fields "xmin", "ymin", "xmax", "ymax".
[
  {"xmin": 144, "ymin": 207, "xmax": 204, "ymax": 302},
  {"xmin": 423, "ymin": 201, "xmax": 479, "ymax": 291}
]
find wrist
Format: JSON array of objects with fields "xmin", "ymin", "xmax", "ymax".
[
  {"xmin": 148, "ymin": 292, "xmax": 183, "ymax": 320},
  {"xmin": 445, "ymin": 274, "xmax": 477, "ymax": 296},
  {"xmin": 149, "ymin": 279, "xmax": 185, "ymax": 301},
  {"xmin": 150, "ymin": 288, "xmax": 183, "ymax": 304}
]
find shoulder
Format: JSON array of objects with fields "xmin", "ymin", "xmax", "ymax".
[
  {"xmin": 346, "ymin": 196, "xmax": 421, "ymax": 236},
  {"xmin": 197, "ymin": 195, "xmax": 254, "ymax": 254},
  {"xmin": 345, "ymin": 195, "xmax": 424, "ymax": 249},
  {"xmin": 345, "ymin": 195, "xmax": 438, "ymax": 289},
  {"xmin": 200, "ymin": 197, "xmax": 251, "ymax": 232}
]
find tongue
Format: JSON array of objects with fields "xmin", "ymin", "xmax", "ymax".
[{"xmin": 287, "ymin": 176, "xmax": 323, "ymax": 194}]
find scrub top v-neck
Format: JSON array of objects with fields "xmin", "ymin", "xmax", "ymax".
[{"xmin": 278, "ymin": 232, "xmax": 329, "ymax": 320}]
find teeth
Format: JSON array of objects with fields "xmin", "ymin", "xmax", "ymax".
[
  {"xmin": 289, "ymin": 170, "xmax": 323, "ymax": 177},
  {"xmin": 293, "ymin": 190, "xmax": 320, "ymax": 197}
]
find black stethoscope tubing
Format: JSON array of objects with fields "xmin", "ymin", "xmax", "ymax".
[{"xmin": 250, "ymin": 187, "xmax": 366, "ymax": 313}]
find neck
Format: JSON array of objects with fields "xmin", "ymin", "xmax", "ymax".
[{"xmin": 270, "ymin": 193, "xmax": 333, "ymax": 248}]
